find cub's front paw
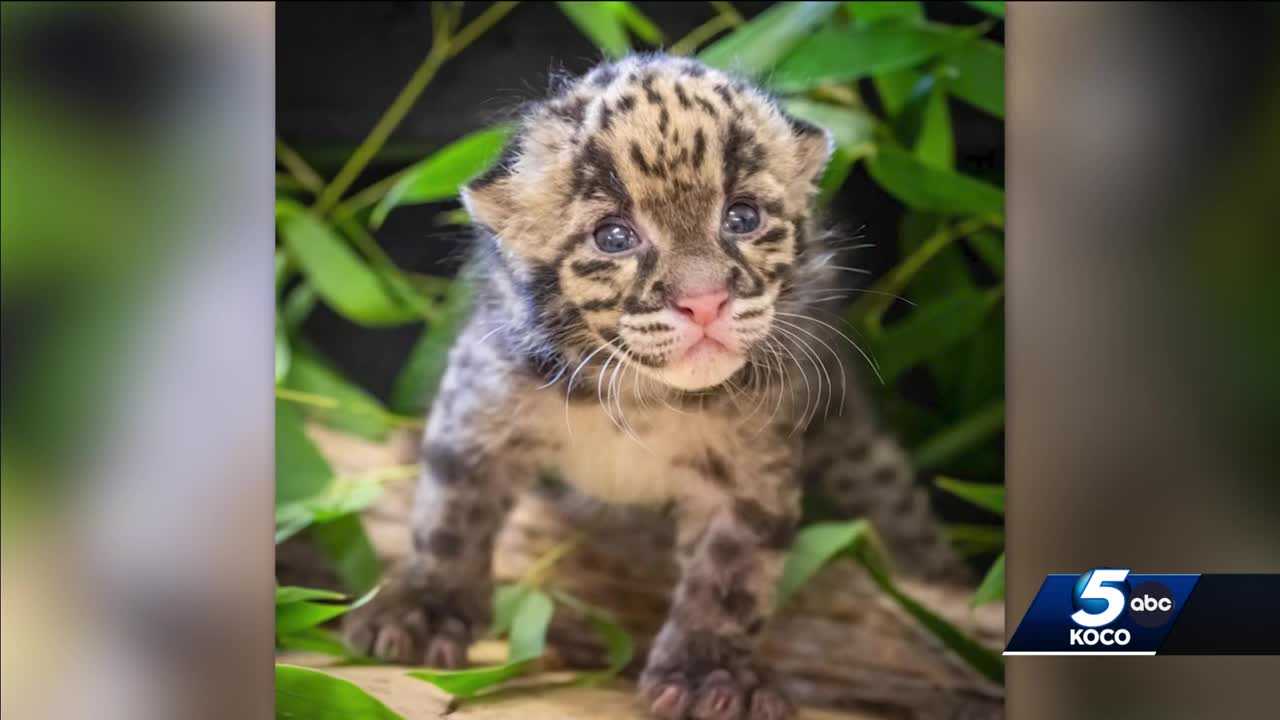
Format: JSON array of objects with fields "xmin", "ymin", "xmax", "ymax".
[
  {"xmin": 342, "ymin": 571, "xmax": 483, "ymax": 668},
  {"xmin": 640, "ymin": 652, "xmax": 793, "ymax": 720}
]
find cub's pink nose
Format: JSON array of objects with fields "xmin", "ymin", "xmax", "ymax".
[{"xmin": 674, "ymin": 289, "xmax": 729, "ymax": 326}]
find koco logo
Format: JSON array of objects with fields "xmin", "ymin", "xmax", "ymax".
[{"xmin": 1068, "ymin": 569, "xmax": 1176, "ymax": 646}]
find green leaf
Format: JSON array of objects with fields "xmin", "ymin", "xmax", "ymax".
[
  {"xmin": 955, "ymin": 313, "xmax": 1003, "ymax": 413},
  {"xmin": 409, "ymin": 589, "xmax": 554, "ymax": 698},
  {"xmin": 408, "ymin": 660, "xmax": 536, "ymax": 699},
  {"xmin": 781, "ymin": 99, "xmax": 876, "ymax": 152},
  {"xmin": 855, "ymin": 547, "xmax": 1004, "ymax": 683},
  {"xmin": 944, "ymin": 523, "xmax": 1005, "ymax": 557},
  {"xmin": 275, "ymin": 317, "xmax": 291, "ymax": 384},
  {"xmin": 903, "ymin": 76, "xmax": 955, "ymax": 170},
  {"xmin": 782, "ymin": 100, "xmax": 876, "ymax": 202},
  {"xmin": 282, "ymin": 348, "xmax": 390, "ymax": 441},
  {"xmin": 972, "ymin": 552, "xmax": 1005, "ymax": 607},
  {"xmin": 275, "ymin": 664, "xmax": 403, "ymax": 720},
  {"xmin": 277, "ymin": 627, "xmax": 361, "ymax": 659},
  {"xmin": 939, "ymin": 38, "xmax": 1004, "ymax": 117},
  {"xmin": 556, "ymin": 2, "xmax": 631, "ymax": 58},
  {"xmin": 912, "ymin": 402, "xmax": 1004, "ymax": 471},
  {"xmin": 549, "ymin": 590, "xmax": 636, "ymax": 684},
  {"xmin": 371, "ymin": 125, "xmax": 513, "ymax": 227},
  {"xmin": 867, "ymin": 145, "xmax": 1004, "ymax": 216},
  {"xmin": 965, "ymin": 1, "xmax": 1005, "ymax": 19},
  {"xmin": 699, "ymin": 2, "xmax": 840, "ymax": 78},
  {"xmin": 276, "ymin": 586, "xmax": 378, "ymax": 636},
  {"xmin": 777, "ymin": 520, "xmax": 874, "ymax": 607},
  {"xmin": 389, "ymin": 282, "xmax": 472, "ymax": 415},
  {"xmin": 845, "ymin": 1, "xmax": 923, "ymax": 25},
  {"xmin": 490, "ymin": 584, "xmax": 531, "ymax": 638},
  {"xmin": 875, "ymin": 287, "xmax": 1001, "ymax": 382},
  {"xmin": 615, "ymin": 2, "xmax": 663, "ymax": 44},
  {"xmin": 281, "ymin": 282, "xmax": 317, "ymax": 332},
  {"xmin": 311, "ymin": 514, "xmax": 381, "ymax": 594},
  {"xmin": 776, "ymin": 520, "xmax": 1003, "ymax": 684},
  {"xmin": 769, "ymin": 23, "xmax": 960, "ymax": 92},
  {"xmin": 275, "ymin": 471, "xmax": 388, "ymax": 544},
  {"xmin": 967, "ymin": 228, "xmax": 1004, "ymax": 276},
  {"xmin": 276, "ymin": 586, "xmax": 347, "ymax": 605},
  {"xmin": 277, "ymin": 200, "xmax": 416, "ymax": 326},
  {"xmin": 275, "ymin": 399, "xmax": 332, "ymax": 506},
  {"xmin": 508, "ymin": 590, "xmax": 555, "ymax": 661},
  {"xmin": 874, "ymin": 67, "xmax": 921, "ymax": 117},
  {"xmin": 935, "ymin": 476, "xmax": 1005, "ymax": 515}
]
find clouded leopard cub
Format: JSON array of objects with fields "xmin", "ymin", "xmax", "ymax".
[{"xmin": 345, "ymin": 54, "xmax": 963, "ymax": 720}]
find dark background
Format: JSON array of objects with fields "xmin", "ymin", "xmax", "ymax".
[{"xmin": 276, "ymin": 1, "xmax": 1003, "ymax": 399}]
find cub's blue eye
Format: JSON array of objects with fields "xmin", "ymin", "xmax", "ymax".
[
  {"xmin": 722, "ymin": 202, "xmax": 761, "ymax": 235},
  {"xmin": 593, "ymin": 222, "xmax": 640, "ymax": 253}
]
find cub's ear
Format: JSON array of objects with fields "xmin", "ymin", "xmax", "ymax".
[
  {"xmin": 460, "ymin": 135, "xmax": 522, "ymax": 232},
  {"xmin": 785, "ymin": 115, "xmax": 834, "ymax": 190}
]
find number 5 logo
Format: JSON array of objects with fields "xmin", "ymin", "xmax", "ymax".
[{"xmin": 1071, "ymin": 568, "xmax": 1130, "ymax": 628}]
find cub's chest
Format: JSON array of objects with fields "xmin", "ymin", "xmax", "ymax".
[{"xmin": 528, "ymin": 393, "xmax": 737, "ymax": 505}]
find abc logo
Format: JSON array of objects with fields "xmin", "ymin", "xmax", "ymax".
[{"xmin": 1068, "ymin": 570, "xmax": 1175, "ymax": 646}]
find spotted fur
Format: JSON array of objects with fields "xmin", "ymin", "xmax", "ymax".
[{"xmin": 345, "ymin": 55, "xmax": 965, "ymax": 720}]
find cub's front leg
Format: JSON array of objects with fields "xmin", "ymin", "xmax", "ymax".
[
  {"xmin": 641, "ymin": 443, "xmax": 801, "ymax": 720},
  {"xmin": 345, "ymin": 339, "xmax": 531, "ymax": 666}
]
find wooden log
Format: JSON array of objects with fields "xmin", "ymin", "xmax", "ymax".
[{"xmin": 310, "ymin": 426, "xmax": 1006, "ymax": 720}]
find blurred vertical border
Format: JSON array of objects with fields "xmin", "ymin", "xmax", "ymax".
[{"xmin": 2, "ymin": 4, "xmax": 275, "ymax": 720}]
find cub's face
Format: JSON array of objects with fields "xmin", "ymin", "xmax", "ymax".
[{"xmin": 463, "ymin": 56, "xmax": 830, "ymax": 391}]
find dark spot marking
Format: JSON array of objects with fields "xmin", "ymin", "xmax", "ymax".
[
  {"xmin": 424, "ymin": 443, "xmax": 466, "ymax": 485},
  {"xmin": 591, "ymin": 67, "xmax": 618, "ymax": 87},
  {"xmin": 692, "ymin": 128, "xmax": 707, "ymax": 169},
  {"xmin": 629, "ymin": 143, "xmax": 657, "ymax": 176},
  {"xmin": 713, "ymin": 83, "xmax": 738, "ymax": 110},
  {"xmin": 570, "ymin": 259, "xmax": 619, "ymax": 277},
  {"xmin": 694, "ymin": 94, "xmax": 719, "ymax": 118},
  {"xmin": 427, "ymin": 530, "xmax": 463, "ymax": 558},
  {"xmin": 873, "ymin": 466, "xmax": 898, "ymax": 485},
  {"xmin": 580, "ymin": 294, "xmax": 622, "ymax": 312},
  {"xmin": 733, "ymin": 498, "xmax": 796, "ymax": 549},
  {"xmin": 752, "ymin": 227, "xmax": 787, "ymax": 248},
  {"xmin": 673, "ymin": 82, "xmax": 692, "ymax": 109},
  {"xmin": 709, "ymin": 535, "xmax": 743, "ymax": 564},
  {"xmin": 617, "ymin": 93, "xmax": 636, "ymax": 113}
]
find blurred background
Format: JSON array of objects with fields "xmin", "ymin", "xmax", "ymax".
[{"xmin": 2, "ymin": 2, "xmax": 1278, "ymax": 720}]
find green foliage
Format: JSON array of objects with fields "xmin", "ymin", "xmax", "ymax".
[
  {"xmin": 557, "ymin": 2, "xmax": 663, "ymax": 58},
  {"xmin": 372, "ymin": 125, "xmax": 514, "ymax": 227},
  {"xmin": 779, "ymin": 521, "xmax": 1004, "ymax": 684},
  {"xmin": 276, "ymin": 664, "xmax": 403, "ymax": 720},
  {"xmin": 274, "ymin": 0, "xmax": 1007, "ymax": 692}
]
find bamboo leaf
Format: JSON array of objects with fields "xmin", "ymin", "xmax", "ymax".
[
  {"xmin": 769, "ymin": 23, "xmax": 960, "ymax": 92},
  {"xmin": 390, "ymin": 282, "xmax": 472, "ymax": 415},
  {"xmin": 965, "ymin": 1, "xmax": 1005, "ymax": 19},
  {"xmin": 276, "ymin": 664, "xmax": 403, "ymax": 720},
  {"xmin": 282, "ymin": 348, "xmax": 391, "ymax": 442},
  {"xmin": 777, "ymin": 520, "xmax": 873, "ymax": 607},
  {"xmin": 912, "ymin": 402, "xmax": 1005, "ymax": 470},
  {"xmin": 557, "ymin": 2, "xmax": 632, "ymax": 58},
  {"xmin": 277, "ymin": 200, "xmax": 416, "ymax": 326},
  {"xmin": 972, "ymin": 552, "xmax": 1005, "ymax": 607},
  {"xmin": 310, "ymin": 514, "xmax": 381, "ymax": 594},
  {"xmin": 867, "ymin": 145, "xmax": 1004, "ymax": 217},
  {"xmin": 408, "ymin": 589, "xmax": 554, "ymax": 698},
  {"xmin": 845, "ymin": 1, "xmax": 923, "ymax": 25},
  {"xmin": 699, "ymin": 2, "xmax": 840, "ymax": 77},
  {"xmin": 939, "ymin": 37, "xmax": 1004, "ymax": 117},
  {"xmin": 371, "ymin": 125, "xmax": 513, "ymax": 227},
  {"xmin": 275, "ymin": 399, "xmax": 332, "ymax": 506},
  {"xmin": 935, "ymin": 476, "xmax": 1005, "ymax": 515},
  {"xmin": 875, "ymin": 287, "xmax": 1001, "ymax": 382}
]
